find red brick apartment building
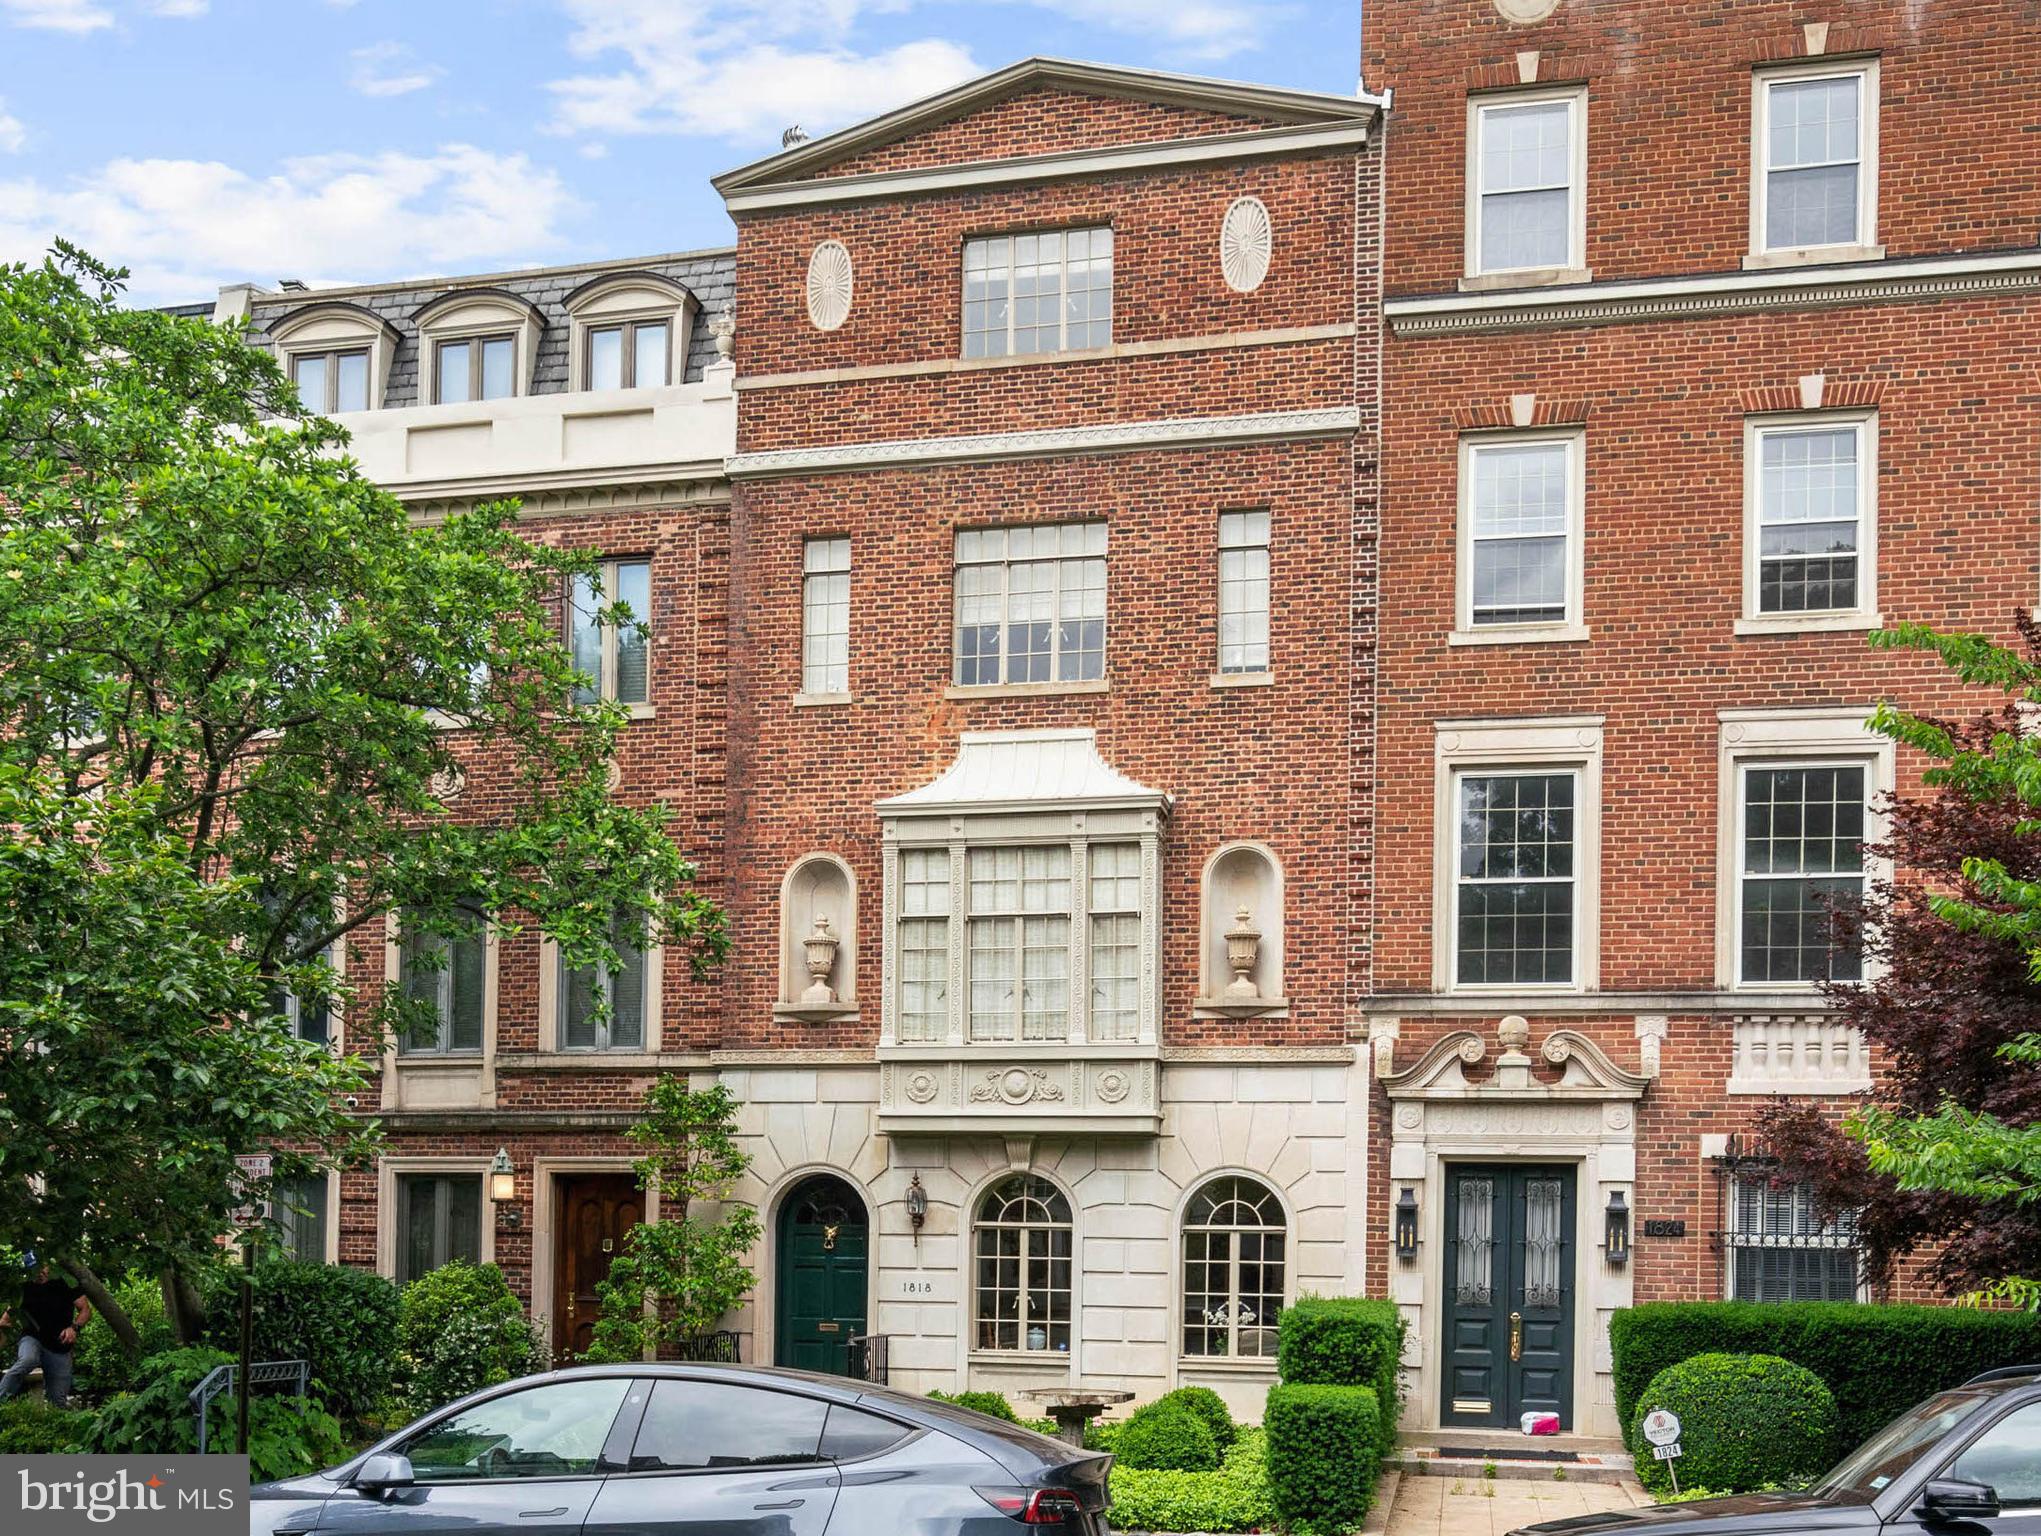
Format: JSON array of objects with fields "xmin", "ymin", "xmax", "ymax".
[{"xmin": 1361, "ymin": 0, "xmax": 2041, "ymax": 1437}]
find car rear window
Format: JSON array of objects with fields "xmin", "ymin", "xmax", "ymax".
[
  {"xmin": 627, "ymin": 1380, "xmax": 828, "ymax": 1471},
  {"xmin": 821, "ymin": 1404, "xmax": 915, "ymax": 1461}
]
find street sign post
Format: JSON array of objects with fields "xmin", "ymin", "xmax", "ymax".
[{"xmin": 1641, "ymin": 1409, "xmax": 1683, "ymax": 1493}]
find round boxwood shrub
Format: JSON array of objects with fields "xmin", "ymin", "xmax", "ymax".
[
  {"xmin": 1115, "ymin": 1398, "xmax": 1220, "ymax": 1473},
  {"xmin": 1633, "ymin": 1352, "xmax": 1839, "ymax": 1497},
  {"xmin": 1156, "ymin": 1385, "xmax": 1237, "ymax": 1453}
]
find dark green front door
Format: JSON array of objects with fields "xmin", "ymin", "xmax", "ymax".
[
  {"xmin": 774, "ymin": 1174, "xmax": 868, "ymax": 1375},
  {"xmin": 1442, "ymin": 1165, "xmax": 1576, "ymax": 1429}
]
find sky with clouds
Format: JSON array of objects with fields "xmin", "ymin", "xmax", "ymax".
[{"xmin": 0, "ymin": 0, "xmax": 1364, "ymax": 305}]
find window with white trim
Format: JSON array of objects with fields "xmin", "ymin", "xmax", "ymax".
[
  {"xmin": 1726, "ymin": 1177, "xmax": 1860, "ymax": 1302},
  {"xmin": 1087, "ymin": 844, "xmax": 1142, "ymax": 1043},
  {"xmin": 963, "ymin": 228, "xmax": 1112, "ymax": 359},
  {"xmin": 973, "ymin": 1174, "xmax": 1073, "ymax": 1354},
  {"xmin": 1748, "ymin": 417, "xmax": 1875, "ymax": 621},
  {"xmin": 1181, "ymin": 1176, "xmax": 1285, "ymax": 1360},
  {"xmin": 1756, "ymin": 63, "xmax": 1875, "ymax": 256},
  {"xmin": 895, "ymin": 849, "xmax": 951, "ymax": 1044},
  {"xmin": 1460, "ymin": 433, "xmax": 1583, "ymax": 636},
  {"xmin": 558, "ymin": 908, "xmax": 650, "ymax": 1052},
  {"xmin": 801, "ymin": 537, "xmax": 850, "ymax": 696},
  {"xmin": 395, "ymin": 1173, "xmax": 482, "ymax": 1285},
  {"xmin": 954, "ymin": 524, "xmax": 1106, "ymax": 688},
  {"xmin": 1217, "ymin": 510, "xmax": 1271, "ymax": 675},
  {"xmin": 1453, "ymin": 770, "xmax": 1578, "ymax": 987},
  {"xmin": 1470, "ymin": 91, "xmax": 1584, "ymax": 277},
  {"xmin": 967, "ymin": 847, "xmax": 1072, "ymax": 1043},
  {"xmin": 1737, "ymin": 761, "xmax": 1867, "ymax": 985},
  {"xmin": 568, "ymin": 558, "xmax": 651, "ymax": 707},
  {"xmin": 397, "ymin": 906, "xmax": 487, "ymax": 1056},
  {"xmin": 292, "ymin": 349, "xmax": 370, "ymax": 415}
]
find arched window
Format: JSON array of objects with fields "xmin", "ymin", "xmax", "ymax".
[
  {"xmin": 973, "ymin": 1174, "xmax": 1072, "ymax": 1354},
  {"xmin": 1181, "ymin": 1176, "xmax": 1286, "ymax": 1359}
]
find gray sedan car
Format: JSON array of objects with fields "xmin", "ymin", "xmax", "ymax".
[{"xmin": 248, "ymin": 1364, "xmax": 1113, "ymax": 1535}]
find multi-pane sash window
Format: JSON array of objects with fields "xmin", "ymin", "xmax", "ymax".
[
  {"xmin": 273, "ymin": 1174, "xmax": 329, "ymax": 1263},
  {"xmin": 434, "ymin": 334, "xmax": 516, "ymax": 404},
  {"xmin": 261, "ymin": 886, "xmax": 337, "ymax": 1046},
  {"xmin": 1756, "ymin": 424, "xmax": 1863, "ymax": 614},
  {"xmin": 1217, "ymin": 511, "xmax": 1271, "ymax": 674},
  {"xmin": 569, "ymin": 558, "xmax": 651, "ymax": 706},
  {"xmin": 1087, "ymin": 844, "xmax": 1141, "ymax": 1042},
  {"xmin": 973, "ymin": 1175, "xmax": 1073, "ymax": 1354},
  {"xmin": 292, "ymin": 350, "xmax": 370, "ymax": 415},
  {"xmin": 954, "ymin": 524, "xmax": 1106, "ymax": 687},
  {"xmin": 1181, "ymin": 1176, "xmax": 1285, "ymax": 1359},
  {"xmin": 1473, "ymin": 95, "xmax": 1578, "ymax": 274},
  {"xmin": 560, "ymin": 909, "xmax": 650, "ymax": 1052},
  {"xmin": 963, "ymin": 228, "xmax": 1112, "ymax": 358},
  {"xmin": 801, "ymin": 537, "xmax": 850, "ymax": 696},
  {"xmin": 587, "ymin": 320, "xmax": 670, "ymax": 391},
  {"xmin": 1728, "ymin": 1177, "xmax": 1859, "ymax": 1302},
  {"xmin": 1761, "ymin": 70, "xmax": 1868, "ymax": 252},
  {"xmin": 396, "ymin": 1173, "xmax": 482, "ymax": 1286},
  {"xmin": 398, "ymin": 907, "xmax": 486, "ymax": 1055},
  {"xmin": 968, "ymin": 847, "xmax": 1071, "ymax": 1043},
  {"xmin": 897, "ymin": 849, "xmax": 951, "ymax": 1044},
  {"xmin": 1469, "ymin": 439, "xmax": 1571, "ymax": 627},
  {"xmin": 1739, "ymin": 762, "xmax": 1866, "ymax": 984},
  {"xmin": 1455, "ymin": 771, "xmax": 1576, "ymax": 986}
]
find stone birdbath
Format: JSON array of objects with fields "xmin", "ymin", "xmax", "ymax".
[{"xmin": 1017, "ymin": 1388, "xmax": 1135, "ymax": 1447}]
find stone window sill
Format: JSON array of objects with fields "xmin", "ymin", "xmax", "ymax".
[
  {"xmin": 1733, "ymin": 611, "xmax": 1883, "ymax": 637},
  {"xmin": 392, "ymin": 1054, "xmax": 486, "ymax": 1069},
  {"xmin": 1743, "ymin": 244, "xmax": 1884, "ymax": 271},
  {"xmin": 496, "ymin": 1050, "xmax": 684, "ymax": 1071},
  {"xmin": 944, "ymin": 679, "xmax": 1110, "ymax": 701},
  {"xmin": 1459, "ymin": 266, "xmax": 1592, "ymax": 293},
  {"xmin": 773, "ymin": 1003, "xmax": 860, "ymax": 1024},
  {"xmin": 792, "ymin": 691, "xmax": 853, "ymax": 708},
  {"xmin": 1449, "ymin": 624, "xmax": 1590, "ymax": 648},
  {"xmin": 1210, "ymin": 671, "xmax": 1275, "ymax": 689},
  {"xmin": 1727, "ymin": 1076, "xmax": 1872, "ymax": 1097},
  {"xmin": 624, "ymin": 701, "xmax": 657, "ymax": 720},
  {"xmin": 968, "ymin": 1351, "xmax": 1074, "ymax": 1367},
  {"xmin": 1191, "ymin": 997, "xmax": 1290, "ymax": 1020}
]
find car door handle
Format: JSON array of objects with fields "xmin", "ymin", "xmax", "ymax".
[
  {"xmin": 520, "ymin": 1509, "xmax": 570, "ymax": 1519},
  {"xmin": 755, "ymin": 1501, "xmax": 804, "ymax": 1511}
]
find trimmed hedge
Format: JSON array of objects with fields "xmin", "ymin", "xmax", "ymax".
[
  {"xmin": 1116, "ymin": 1398, "xmax": 1221, "ymax": 1472},
  {"xmin": 1276, "ymin": 1296, "xmax": 1404, "ymax": 1451},
  {"xmin": 1108, "ymin": 1426, "xmax": 1276, "ymax": 1534},
  {"xmin": 201, "ymin": 1260, "xmax": 401, "ymax": 1423},
  {"xmin": 1265, "ymin": 1383, "xmax": 1381, "ymax": 1535},
  {"xmin": 1154, "ymin": 1385, "xmax": 1237, "ymax": 1453},
  {"xmin": 925, "ymin": 1389, "xmax": 1020, "ymax": 1423},
  {"xmin": 1611, "ymin": 1302, "xmax": 2041, "ymax": 1452},
  {"xmin": 1632, "ymin": 1353, "xmax": 1839, "ymax": 1498}
]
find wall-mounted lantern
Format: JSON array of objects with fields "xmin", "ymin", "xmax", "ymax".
[
  {"xmin": 489, "ymin": 1146, "xmax": 516, "ymax": 1203},
  {"xmin": 1395, "ymin": 1186, "xmax": 1420, "ymax": 1262},
  {"xmin": 1605, "ymin": 1189, "xmax": 1630, "ymax": 1266},
  {"xmin": 906, "ymin": 1174, "xmax": 928, "ymax": 1246}
]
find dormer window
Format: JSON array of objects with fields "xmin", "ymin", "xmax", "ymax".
[
  {"xmin": 563, "ymin": 270, "xmax": 698, "ymax": 393},
  {"xmin": 412, "ymin": 288, "xmax": 545, "ymax": 406},
  {"xmin": 265, "ymin": 301, "xmax": 399, "ymax": 415}
]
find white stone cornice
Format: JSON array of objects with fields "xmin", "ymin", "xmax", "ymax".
[
  {"xmin": 1385, "ymin": 248, "xmax": 2041, "ymax": 336},
  {"xmin": 727, "ymin": 408, "xmax": 1359, "ymax": 479}
]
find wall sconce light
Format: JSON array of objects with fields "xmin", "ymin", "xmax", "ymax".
[
  {"xmin": 906, "ymin": 1174, "xmax": 928, "ymax": 1246},
  {"xmin": 1605, "ymin": 1189, "xmax": 1630, "ymax": 1266},
  {"xmin": 1395, "ymin": 1186, "xmax": 1419, "ymax": 1262},
  {"xmin": 489, "ymin": 1146, "xmax": 517, "ymax": 1205}
]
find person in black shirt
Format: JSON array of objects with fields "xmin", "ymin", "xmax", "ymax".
[{"xmin": 0, "ymin": 1253, "xmax": 92, "ymax": 1407}]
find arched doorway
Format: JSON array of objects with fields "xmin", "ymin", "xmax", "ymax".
[{"xmin": 773, "ymin": 1173, "xmax": 869, "ymax": 1374}]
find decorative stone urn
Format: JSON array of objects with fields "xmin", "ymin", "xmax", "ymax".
[
  {"xmin": 1225, "ymin": 906, "xmax": 1262, "ymax": 1000},
  {"xmin": 801, "ymin": 914, "xmax": 840, "ymax": 1004}
]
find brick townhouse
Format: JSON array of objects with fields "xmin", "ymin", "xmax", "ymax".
[{"xmin": 1360, "ymin": 0, "xmax": 2041, "ymax": 1438}]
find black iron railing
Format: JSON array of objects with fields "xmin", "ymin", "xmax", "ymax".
[{"xmin": 847, "ymin": 1333, "xmax": 889, "ymax": 1385}]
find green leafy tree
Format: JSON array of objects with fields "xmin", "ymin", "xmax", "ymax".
[
  {"xmin": 583, "ymin": 1080, "xmax": 760, "ymax": 1361},
  {"xmin": 0, "ymin": 244, "xmax": 726, "ymax": 1343}
]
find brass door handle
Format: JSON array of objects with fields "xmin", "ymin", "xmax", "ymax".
[{"xmin": 1509, "ymin": 1312, "xmax": 1523, "ymax": 1362}]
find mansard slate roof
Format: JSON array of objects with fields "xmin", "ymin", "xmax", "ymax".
[
  {"xmin": 243, "ymin": 247, "xmax": 736, "ymax": 409},
  {"xmin": 712, "ymin": 55, "xmax": 1383, "ymax": 198}
]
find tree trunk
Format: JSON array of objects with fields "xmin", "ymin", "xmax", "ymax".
[
  {"xmin": 161, "ymin": 1263, "xmax": 207, "ymax": 1345},
  {"xmin": 60, "ymin": 1255, "xmax": 138, "ymax": 1354}
]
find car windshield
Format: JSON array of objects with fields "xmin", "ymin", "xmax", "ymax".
[{"xmin": 1808, "ymin": 1389, "xmax": 1992, "ymax": 1500}]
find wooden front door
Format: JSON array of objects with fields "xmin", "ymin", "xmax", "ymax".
[
  {"xmin": 1442, "ymin": 1165, "xmax": 1577, "ymax": 1430},
  {"xmin": 552, "ymin": 1173, "xmax": 642, "ymax": 1364},
  {"xmin": 773, "ymin": 1174, "xmax": 868, "ymax": 1375}
]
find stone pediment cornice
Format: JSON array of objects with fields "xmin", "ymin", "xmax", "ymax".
[{"xmin": 1380, "ymin": 1025, "xmax": 1647, "ymax": 1101}]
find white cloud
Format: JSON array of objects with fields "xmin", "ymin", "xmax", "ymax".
[
  {"xmin": 147, "ymin": 0, "xmax": 207, "ymax": 15},
  {"xmin": 2, "ymin": 0, "xmax": 111, "ymax": 31},
  {"xmin": 0, "ymin": 144, "xmax": 582, "ymax": 304},
  {"xmin": 0, "ymin": 101, "xmax": 23, "ymax": 155},
  {"xmin": 349, "ymin": 41, "xmax": 445, "ymax": 98}
]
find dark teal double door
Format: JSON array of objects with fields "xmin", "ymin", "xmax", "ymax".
[
  {"xmin": 774, "ymin": 1174, "xmax": 868, "ymax": 1376},
  {"xmin": 1442, "ymin": 1165, "xmax": 1577, "ymax": 1430}
]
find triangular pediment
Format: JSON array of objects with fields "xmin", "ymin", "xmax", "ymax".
[{"xmin": 714, "ymin": 57, "xmax": 1376, "ymax": 195}]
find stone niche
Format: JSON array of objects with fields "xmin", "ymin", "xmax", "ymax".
[
  {"xmin": 775, "ymin": 853, "xmax": 858, "ymax": 1022},
  {"xmin": 1195, "ymin": 842, "xmax": 1286, "ymax": 1017}
]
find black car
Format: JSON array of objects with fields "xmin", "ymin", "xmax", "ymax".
[
  {"xmin": 248, "ymin": 1363, "xmax": 1112, "ymax": 1535},
  {"xmin": 1515, "ymin": 1366, "xmax": 2041, "ymax": 1536}
]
